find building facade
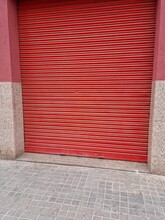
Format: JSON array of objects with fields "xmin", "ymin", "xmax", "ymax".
[{"xmin": 0, "ymin": 0, "xmax": 165, "ymax": 175}]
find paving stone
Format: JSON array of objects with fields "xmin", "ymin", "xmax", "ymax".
[{"xmin": 0, "ymin": 160, "xmax": 165, "ymax": 220}]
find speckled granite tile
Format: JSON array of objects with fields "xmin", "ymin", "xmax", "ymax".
[{"xmin": 0, "ymin": 82, "xmax": 24, "ymax": 159}]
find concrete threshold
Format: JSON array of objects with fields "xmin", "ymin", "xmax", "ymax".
[{"xmin": 17, "ymin": 153, "xmax": 150, "ymax": 173}]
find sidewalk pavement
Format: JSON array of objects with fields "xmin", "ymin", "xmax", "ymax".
[{"xmin": 0, "ymin": 160, "xmax": 165, "ymax": 220}]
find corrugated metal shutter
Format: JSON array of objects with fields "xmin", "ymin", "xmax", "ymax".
[{"xmin": 18, "ymin": 0, "xmax": 156, "ymax": 162}]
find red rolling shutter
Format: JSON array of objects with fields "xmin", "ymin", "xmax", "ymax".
[{"xmin": 18, "ymin": 0, "xmax": 156, "ymax": 162}]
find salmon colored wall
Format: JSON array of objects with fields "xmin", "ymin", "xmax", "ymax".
[
  {"xmin": 153, "ymin": 0, "xmax": 165, "ymax": 80},
  {"xmin": 0, "ymin": 0, "xmax": 21, "ymax": 82},
  {"xmin": 0, "ymin": 0, "xmax": 164, "ymax": 81}
]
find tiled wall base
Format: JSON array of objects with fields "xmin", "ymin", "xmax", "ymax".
[
  {"xmin": 0, "ymin": 80, "xmax": 165, "ymax": 175},
  {"xmin": 0, "ymin": 82, "xmax": 24, "ymax": 159},
  {"xmin": 149, "ymin": 80, "xmax": 165, "ymax": 175}
]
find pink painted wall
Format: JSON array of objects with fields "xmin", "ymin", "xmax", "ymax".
[
  {"xmin": 153, "ymin": 0, "xmax": 165, "ymax": 80},
  {"xmin": 8, "ymin": 0, "xmax": 21, "ymax": 82},
  {"xmin": 0, "ymin": 0, "xmax": 11, "ymax": 82},
  {"xmin": 0, "ymin": 0, "xmax": 164, "ymax": 81},
  {"xmin": 0, "ymin": 0, "xmax": 21, "ymax": 82}
]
